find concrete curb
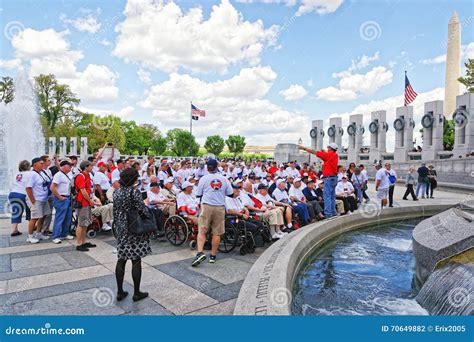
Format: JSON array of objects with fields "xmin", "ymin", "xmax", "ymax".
[{"xmin": 233, "ymin": 203, "xmax": 456, "ymax": 316}]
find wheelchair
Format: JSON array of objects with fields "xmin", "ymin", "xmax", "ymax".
[
  {"xmin": 70, "ymin": 200, "xmax": 103, "ymax": 239},
  {"xmin": 163, "ymin": 213, "xmax": 239, "ymax": 253}
]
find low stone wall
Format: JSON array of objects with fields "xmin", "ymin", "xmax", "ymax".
[{"xmin": 233, "ymin": 204, "xmax": 455, "ymax": 316}]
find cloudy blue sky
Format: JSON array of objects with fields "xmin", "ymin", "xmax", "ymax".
[{"xmin": 1, "ymin": 0, "xmax": 473, "ymax": 149}]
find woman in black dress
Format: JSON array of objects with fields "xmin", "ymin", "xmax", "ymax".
[
  {"xmin": 427, "ymin": 165, "xmax": 437, "ymax": 199},
  {"xmin": 113, "ymin": 168, "xmax": 152, "ymax": 302}
]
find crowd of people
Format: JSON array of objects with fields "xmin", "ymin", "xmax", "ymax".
[{"xmin": 6, "ymin": 143, "xmax": 439, "ymax": 301}]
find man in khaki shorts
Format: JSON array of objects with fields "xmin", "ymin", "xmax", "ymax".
[{"xmin": 192, "ymin": 159, "xmax": 232, "ymax": 267}]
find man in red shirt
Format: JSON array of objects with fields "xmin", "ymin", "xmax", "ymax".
[
  {"xmin": 268, "ymin": 162, "xmax": 278, "ymax": 175},
  {"xmin": 75, "ymin": 161, "xmax": 98, "ymax": 252},
  {"xmin": 299, "ymin": 143, "xmax": 339, "ymax": 218}
]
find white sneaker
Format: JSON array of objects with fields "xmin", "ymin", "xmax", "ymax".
[
  {"xmin": 52, "ymin": 238, "xmax": 62, "ymax": 244},
  {"xmin": 278, "ymin": 231, "xmax": 288, "ymax": 237},
  {"xmin": 101, "ymin": 223, "xmax": 112, "ymax": 231},
  {"xmin": 27, "ymin": 236, "xmax": 40, "ymax": 244},
  {"xmin": 34, "ymin": 233, "xmax": 49, "ymax": 240},
  {"xmin": 61, "ymin": 235, "xmax": 74, "ymax": 240},
  {"xmin": 271, "ymin": 233, "xmax": 280, "ymax": 240}
]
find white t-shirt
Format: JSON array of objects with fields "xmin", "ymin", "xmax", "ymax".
[
  {"xmin": 289, "ymin": 185, "xmax": 305, "ymax": 201},
  {"xmin": 111, "ymin": 168, "xmax": 121, "ymax": 184},
  {"xmin": 157, "ymin": 170, "xmax": 169, "ymax": 182},
  {"xmin": 52, "ymin": 171, "xmax": 72, "ymax": 196},
  {"xmin": 11, "ymin": 171, "xmax": 31, "ymax": 195},
  {"xmin": 147, "ymin": 190, "xmax": 168, "ymax": 209},
  {"xmin": 239, "ymin": 191, "xmax": 255, "ymax": 207},
  {"xmin": 93, "ymin": 171, "xmax": 111, "ymax": 191},
  {"xmin": 255, "ymin": 193, "xmax": 276, "ymax": 208},
  {"xmin": 225, "ymin": 196, "xmax": 244, "ymax": 212},
  {"xmin": 272, "ymin": 187, "xmax": 291, "ymax": 203},
  {"xmin": 336, "ymin": 181, "xmax": 354, "ymax": 195},
  {"xmin": 375, "ymin": 169, "xmax": 390, "ymax": 190},
  {"xmin": 177, "ymin": 192, "xmax": 198, "ymax": 215},
  {"xmin": 27, "ymin": 171, "xmax": 49, "ymax": 202},
  {"xmin": 196, "ymin": 173, "xmax": 233, "ymax": 206},
  {"xmin": 285, "ymin": 167, "xmax": 300, "ymax": 179}
]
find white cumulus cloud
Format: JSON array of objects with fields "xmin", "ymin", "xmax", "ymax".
[
  {"xmin": 113, "ymin": 0, "xmax": 279, "ymax": 73},
  {"xmin": 279, "ymin": 84, "xmax": 308, "ymax": 101},
  {"xmin": 140, "ymin": 66, "xmax": 309, "ymax": 145}
]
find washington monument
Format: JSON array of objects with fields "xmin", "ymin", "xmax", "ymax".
[{"xmin": 444, "ymin": 11, "xmax": 461, "ymax": 117}]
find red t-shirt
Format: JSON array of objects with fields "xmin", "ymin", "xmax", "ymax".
[
  {"xmin": 268, "ymin": 166, "xmax": 278, "ymax": 175},
  {"xmin": 316, "ymin": 150, "xmax": 339, "ymax": 177},
  {"xmin": 75, "ymin": 172, "xmax": 92, "ymax": 206}
]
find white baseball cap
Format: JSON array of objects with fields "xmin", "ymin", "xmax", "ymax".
[
  {"xmin": 293, "ymin": 177, "xmax": 302, "ymax": 184},
  {"xmin": 276, "ymin": 179, "xmax": 286, "ymax": 186},
  {"xmin": 328, "ymin": 142, "xmax": 339, "ymax": 151},
  {"xmin": 164, "ymin": 177, "xmax": 174, "ymax": 185},
  {"xmin": 181, "ymin": 181, "xmax": 193, "ymax": 189}
]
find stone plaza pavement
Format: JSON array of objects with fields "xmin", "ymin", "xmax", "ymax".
[{"xmin": 0, "ymin": 187, "xmax": 467, "ymax": 316}]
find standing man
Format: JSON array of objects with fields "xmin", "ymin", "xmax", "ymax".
[
  {"xmin": 50, "ymin": 160, "xmax": 75, "ymax": 244},
  {"xmin": 192, "ymin": 159, "xmax": 232, "ymax": 267},
  {"xmin": 93, "ymin": 161, "xmax": 111, "ymax": 204},
  {"xmin": 74, "ymin": 161, "xmax": 97, "ymax": 252},
  {"xmin": 25, "ymin": 158, "xmax": 51, "ymax": 244},
  {"xmin": 374, "ymin": 163, "xmax": 390, "ymax": 209},
  {"xmin": 111, "ymin": 159, "xmax": 125, "ymax": 187},
  {"xmin": 299, "ymin": 143, "xmax": 339, "ymax": 218}
]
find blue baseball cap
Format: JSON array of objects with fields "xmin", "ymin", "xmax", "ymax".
[{"xmin": 206, "ymin": 158, "xmax": 218, "ymax": 168}]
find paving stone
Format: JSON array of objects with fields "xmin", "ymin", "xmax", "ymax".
[
  {"xmin": 5, "ymin": 265, "xmax": 112, "ymax": 294},
  {"xmin": 0, "ymin": 255, "xmax": 11, "ymax": 273},
  {"xmin": 144, "ymin": 248, "xmax": 196, "ymax": 266},
  {"xmin": 9, "ymin": 246, "xmax": 75, "ymax": 259},
  {"xmin": 200, "ymin": 281, "xmax": 244, "ymax": 303},
  {"xmin": 0, "ymin": 234, "xmax": 10, "ymax": 248},
  {"xmin": 157, "ymin": 260, "xmax": 223, "ymax": 292},
  {"xmin": 0, "ymin": 263, "xmax": 73, "ymax": 282},
  {"xmin": 186, "ymin": 298, "xmax": 237, "ymax": 315},
  {"xmin": 59, "ymin": 251, "xmax": 99, "ymax": 269},
  {"xmin": 11, "ymin": 254, "xmax": 69, "ymax": 271},
  {"xmin": 0, "ymin": 275, "xmax": 116, "ymax": 310},
  {"xmin": 0, "ymin": 242, "xmax": 69, "ymax": 256},
  {"xmin": 10, "ymin": 288, "xmax": 126, "ymax": 315},
  {"xmin": 190, "ymin": 258, "xmax": 252, "ymax": 285}
]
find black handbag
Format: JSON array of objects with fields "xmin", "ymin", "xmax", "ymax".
[{"xmin": 127, "ymin": 190, "xmax": 157, "ymax": 235}]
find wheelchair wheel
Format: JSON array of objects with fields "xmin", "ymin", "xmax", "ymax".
[
  {"xmin": 70, "ymin": 213, "xmax": 78, "ymax": 236},
  {"xmin": 218, "ymin": 222, "xmax": 238, "ymax": 253},
  {"xmin": 87, "ymin": 230, "xmax": 97, "ymax": 238},
  {"xmin": 189, "ymin": 240, "xmax": 197, "ymax": 250},
  {"xmin": 164, "ymin": 215, "xmax": 188, "ymax": 246}
]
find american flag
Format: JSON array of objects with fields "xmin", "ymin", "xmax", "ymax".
[
  {"xmin": 191, "ymin": 104, "xmax": 206, "ymax": 120},
  {"xmin": 404, "ymin": 73, "xmax": 417, "ymax": 106}
]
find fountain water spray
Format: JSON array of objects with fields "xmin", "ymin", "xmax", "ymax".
[{"xmin": 0, "ymin": 71, "xmax": 45, "ymax": 195}]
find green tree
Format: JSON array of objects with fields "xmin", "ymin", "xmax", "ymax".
[
  {"xmin": 443, "ymin": 119, "xmax": 455, "ymax": 150},
  {"xmin": 225, "ymin": 135, "xmax": 246, "ymax": 157},
  {"xmin": 166, "ymin": 128, "xmax": 199, "ymax": 156},
  {"xmin": 204, "ymin": 135, "xmax": 225, "ymax": 156},
  {"xmin": 0, "ymin": 76, "xmax": 14, "ymax": 104},
  {"xmin": 35, "ymin": 74, "xmax": 80, "ymax": 130},
  {"xmin": 75, "ymin": 112, "xmax": 107, "ymax": 153},
  {"xmin": 106, "ymin": 123, "xmax": 126, "ymax": 151},
  {"xmin": 458, "ymin": 58, "xmax": 474, "ymax": 94},
  {"xmin": 150, "ymin": 137, "xmax": 167, "ymax": 155}
]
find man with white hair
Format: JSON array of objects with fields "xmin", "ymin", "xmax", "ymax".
[
  {"xmin": 299, "ymin": 143, "xmax": 339, "ymax": 219},
  {"xmin": 255, "ymin": 184, "xmax": 286, "ymax": 239},
  {"xmin": 289, "ymin": 178, "xmax": 317, "ymax": 223},
  {"xmin": 272, "ymin": 178, "xmax": 310, "ymax": 227},
  {"xmin": 375, "ymin": 162, "xmax": 390, "ymax": 209}
]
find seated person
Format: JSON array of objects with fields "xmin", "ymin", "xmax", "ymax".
[
  {"xmin": 272, "ymin": 179, "xmax": 310, "ymax": 228},
  {"xmin": 301, "ymin": 179, "xmax": 325, "ymax": 220},
  {"xmin": 90, "ymin": 194, "xmax": 113, "ymax": 231},
  {"xmin": 146, "ymin": 182, "xmax": 176, "ymax": 216},
  {"xmin": 225, "ymin": 181, "xmax": 262, "ymax": 241},
  {"xmin": 289, "ymin": 178, "xmax": 320, "ymax": 222},
  {"xmin": 316, "ymin": 180, "xmax": 345, "ymax": 215},
  {"xmin": 335, "ymin": 175, "xmax": 358, "ymax": 213},
  {"xmin": 254, "ymin": 184, "xmax": 286, "ymax": 239},
  {"xmin": 161, "ymin": 177, "xmax": 179, "ymax": 201},
  {"xmin": 177, "ymin": 181, "xmax": 199, "ymax": 225}
]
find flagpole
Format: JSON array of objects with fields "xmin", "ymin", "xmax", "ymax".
[
  {"xmin": 404, "ymin": 71, "xmax": 407, "ymax": 107},
  {"xmin": 190, "ymin": 101, "xmax": 193, "ymax": 135}
]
